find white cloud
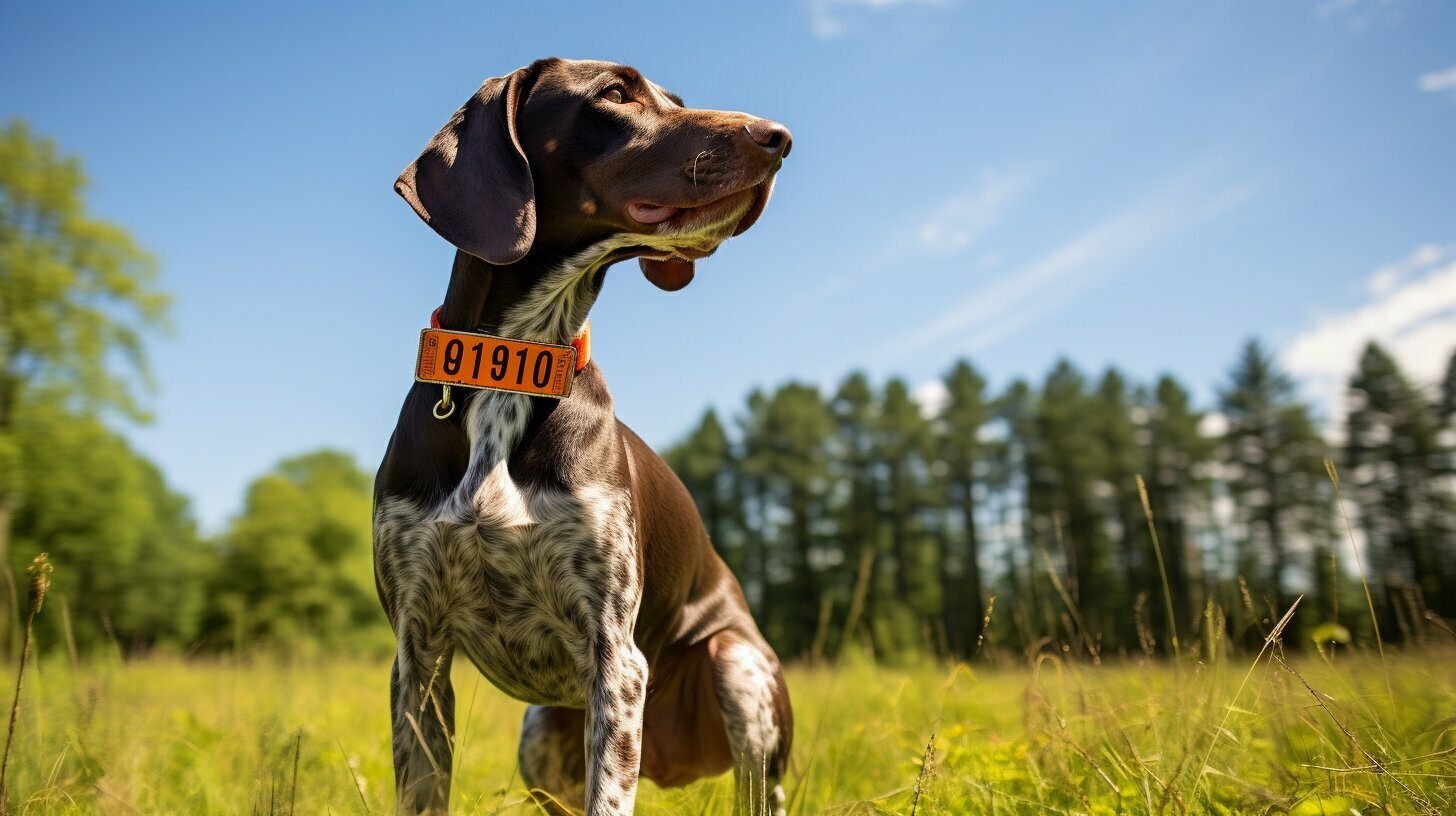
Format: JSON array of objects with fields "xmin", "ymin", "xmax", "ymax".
[
  {"xmin": 891, "ymin": 211, "xmax": 1152, "ymax": 357},
  {"xmin": 1282, "ymin": 243, "xmax": 1456, "ymax": 425},
  {"xmin": 916, "ymin": 169, "xmax": 1035, "ymax": 255},
  {"xmin": 809, "ymin": 0, "xmax": 951, "ymax": 38},
  {"xmin": 1315, "ymin": 0, "xmax": 1359, "ymax": 17},
  {"xmin": 1417, "ymin": 65, "xmax": 1456, "ymax": 94},
  {"xmin": 1366, "ymin": 242, "xmax": 1453, "ymax": 294},
  {"xmin": 883, "ymin": 169, "xmax": 1254, "ymax": 359},
  {"xmin": 1315, "ymin": 0, "xmax": 1401, "ymax": 32}
]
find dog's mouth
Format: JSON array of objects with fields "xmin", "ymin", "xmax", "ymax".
[
  {"xmin": 625, "ymin": 180, "xmax": 773, "ymax": 237},
  {"xmin": 624, "ymin": 178, "xmax": 776, "ymax": 292}
]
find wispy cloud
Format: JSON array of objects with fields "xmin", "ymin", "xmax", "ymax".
[
  {"xmin": 1315, "ymin": 0, "xmax": 1401, "ymax": 32},
  {"xmin": 1282, "ymin": 242, "xmax": 1456, "ymax": 424},
  {"xmin": 1417, "ymin": 65, "xmax": 1456, "ymax": 94},
  {"xmin": 809, "ymin": 0, "xmax": 951, "ymax": 39},
  {"xmin": 915, "ymin": 169, "xmax": 1036, "ymax": 255},
  {"xmin": 883, "ymin": 168, "xmax": 1254, "ymax": 359}
]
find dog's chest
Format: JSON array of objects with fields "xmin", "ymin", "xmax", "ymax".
[{"xmin": 375, "ymin": 393, "xmax": 637, "ymax": 707}]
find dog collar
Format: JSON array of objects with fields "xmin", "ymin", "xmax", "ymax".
[
  {"xmin": 416, "ymin": 307, "xmax": 591, "ymax": 413},
  {"xmin": 428, "ymin": 307, "xmax": 591, "ymax": 372}
]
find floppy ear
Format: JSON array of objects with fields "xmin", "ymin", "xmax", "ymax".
[{"xmin": 395, "ymin": 69, "xmax": 536, "ymax": 265}]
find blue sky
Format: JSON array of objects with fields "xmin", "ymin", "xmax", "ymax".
[{"xmin": 4, "ymin": 1, "xmax": 1455, "ymax": 530}]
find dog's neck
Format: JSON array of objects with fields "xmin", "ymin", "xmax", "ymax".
[
  {"xmin": 433, "ymin": 239, "xmax": 635, "ymax": 515},
  {"xmin": 439, "ymin": 240, "xmax": 632, "ymax": 345}
]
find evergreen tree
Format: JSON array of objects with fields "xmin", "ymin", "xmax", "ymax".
[
  {"xmin": 874, "ymin": 378, "xmax": 932, "ymax": 654},
  {"xmin": 737, "ymin": 388, "xmax": 773, "ymax": 615},
  {"xmin": 742, "ymin": 383, "xmax": 833, "ymax": 655},
  {"xmin": 1441, "ymin": 348, "xmax": 1456, "ymax": 423},
  {"xmin": 1345, "ymin": 342, "xmax": 1456, "ymax": 624},
  {"xmin": 997, "ymin": 378, "xmax": 1052, "ymax": 649},
  {"xmin": 1089, "ymin": 368, "xmax": 1147, "ymax": 645},
  {"xmin": 830, "ymin": 372, "xmax": 880, "ymax": 655},
  {"xmin": 1031, "ymin": 361, "xmax": 1111, "ymax": 649},
  {"xmin": 1218, "ymin": 340, "xmax": 1330, "ymax": 624},
  {"xmin": 664, "ymin": 409, "xmax": 740, "ymax": 568},
  {"xmin": 1143, "ymin": 375, "xmax": 1213, "ymax": 640},
  {"xmin": 936, "ymin": 360, "xmax": 993, "ymax": 657}
]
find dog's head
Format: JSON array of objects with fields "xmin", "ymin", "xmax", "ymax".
[{"xmin": 396, "ymin": 57, "xmax": 791, "ymax": 291}]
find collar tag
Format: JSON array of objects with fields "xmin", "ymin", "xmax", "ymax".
[{"xmin": 416, "ymin": 328, "xmax": 577, "ymax": 399}]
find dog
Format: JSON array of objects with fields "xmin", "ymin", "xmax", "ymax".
[{"xmin": 374, "ymin": 58, "xmax": 793, "ymax": 815}]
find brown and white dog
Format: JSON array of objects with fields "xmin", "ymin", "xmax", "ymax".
[{"xmin": 373, "ymin": 58, "xmax": 793, "ymax": 815}]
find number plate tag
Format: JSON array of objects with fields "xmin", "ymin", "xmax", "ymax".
[{"xmin": 415, "ymin": 328, "xmax": 577, "ymax": 398}]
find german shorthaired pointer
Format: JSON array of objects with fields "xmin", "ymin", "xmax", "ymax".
[{"xmin": 374, "ymin": 58, "xmax": 793, "ymax": 815}]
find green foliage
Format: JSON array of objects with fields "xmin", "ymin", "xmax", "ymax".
[
  {"xmin": 208, "ymin": 450, "xmax": 386, "ymax": 653},
  {"xmin": 8, "ymin": 399, "xmax": 210, "ymax": 650},
  {"xmin": 0, "ymin": 119, "xmax": 171, "ymax": 654},
  {"xmin": 0, "ymin": 119, "xmax": 168, "ymax": 426}
]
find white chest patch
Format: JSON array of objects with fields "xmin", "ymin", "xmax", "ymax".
[{"xmin": 376, "ymin": 473, "xmax": 635, "ymax": 706}]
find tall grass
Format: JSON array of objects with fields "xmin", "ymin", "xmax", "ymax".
[{"xmin": 1, "ymin": 638, "xmax": 1451, "ymax": 814}]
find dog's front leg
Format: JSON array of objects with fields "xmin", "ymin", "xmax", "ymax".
[
  {"xmin": 581, "ymin": 634, "xmax": 648, "ymax": 816},
  {"xmin": 391, "ymin": 628, "xmax": 456, "ymax": 814}
]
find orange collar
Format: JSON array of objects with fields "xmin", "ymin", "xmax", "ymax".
[{"xmin": 430, "ymin": 307, "xmax": 591, "ymax": 372}]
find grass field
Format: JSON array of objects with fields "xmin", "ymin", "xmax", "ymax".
[{"xmin": 3, "ymin": 643, "xmax": 1454, "ymax": 815}]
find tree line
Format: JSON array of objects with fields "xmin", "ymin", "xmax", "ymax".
[
  {"xmin": 664, "ymin": 342, "xmax": 1456, "ymax": 662},
  {"xmin": 4, "ymin": 119, "xmax": 1454, "ymax": 662}
]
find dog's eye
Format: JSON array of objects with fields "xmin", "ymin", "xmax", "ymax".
[{"xmin": 600, "ymin": 84, "xmax": 628, "ymax": 105}]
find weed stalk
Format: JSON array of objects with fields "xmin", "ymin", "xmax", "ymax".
[{"xmin": 0, "ymin": 554, "xmax": 52, "ymax": 816}]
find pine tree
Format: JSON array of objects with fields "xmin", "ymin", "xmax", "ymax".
[
  {"xmin": 1218, "ymin": 339, "xmax": 1330, "ymax": 625},
  {"xmin": 664, "ymin": 409, "xmax": 740, "ymax": 568},
  {"xmin": 1031, "ymin": 360, "xmax": 1111, "ymax": 650},
  {"xmin": 1441, "ymin": 348, "xmax": 1456, "ymax": 423},
  {"xmin": 998, "ymin": 378, "xmax": 1052, "ymax": 649},
  {"xmin": 1089, "ymin": 368, "xmax": 1147, "ymax": 645},
  {"xmin": 1143, "ymin": 375, "xmax": 1213, "ymax": 640},
  {"xmin": 874, "ymin": 378, "xmax": 932, "ymax": 654},
  {"xmin": 830, "ymin": 372, "xmax": 880, "ymax": 656},
  {"xmin": 1345, "ymin": 342, "xmax": 1456, "ymax": 625},
  {"xmin": 737, "ymin": 388, "xmax": 773, "ymax": 616},
  {"xmin": 742, "ymin": 383, "xmax": 833, "ymax": 655},
  {"xmin": 936, "ymin": 360, "xmax": 993, "ymax": 657}
]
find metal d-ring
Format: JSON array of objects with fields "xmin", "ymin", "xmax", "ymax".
[{"xmin": 432, "ymin": 384, "xmax": 455, "ymax": 420}]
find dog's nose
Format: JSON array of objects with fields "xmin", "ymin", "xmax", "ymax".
[{"xmin": 744, "ymin": 119, "xmax": 793, "ymax": 159}]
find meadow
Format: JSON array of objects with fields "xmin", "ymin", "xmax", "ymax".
[{"xmin": 5, "ymin": 641, "xmax": 1453, "ymax": 815}]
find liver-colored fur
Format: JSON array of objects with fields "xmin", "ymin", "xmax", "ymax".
[{"xmin": 375, "ymin": 58, "xmax": 793, "ymax": 816}]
